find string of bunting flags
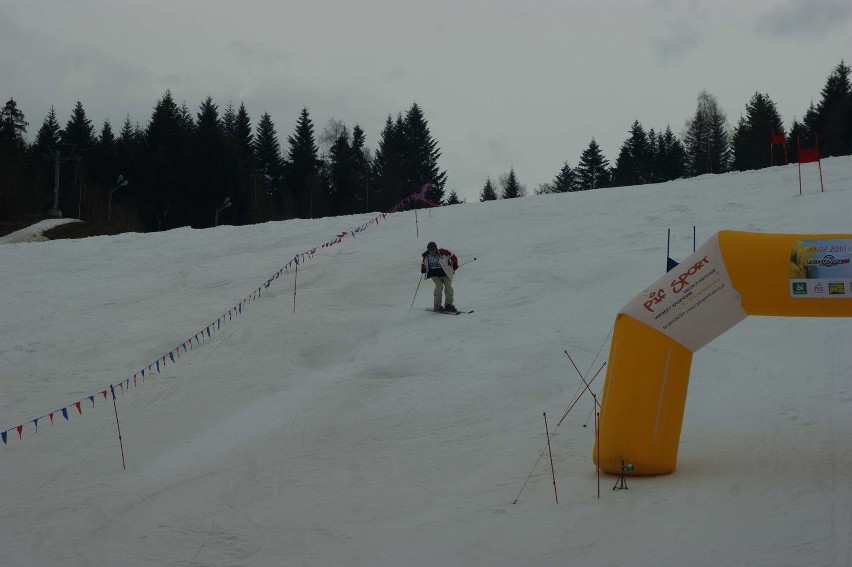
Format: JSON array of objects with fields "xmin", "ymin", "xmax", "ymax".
[{"xmin": 2, "ymin": 182, "xmax": 437, "ymax": 447}]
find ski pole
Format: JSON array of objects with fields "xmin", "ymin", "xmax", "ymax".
[
  {"xmin": 458, "ymin": 257, "xmax": 477, "ymax": 269},
  {"xmin": 408, "ymin": 273, "xmax": 425, "ymax": 313}
]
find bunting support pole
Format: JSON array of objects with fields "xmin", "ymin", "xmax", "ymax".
[
  {"xmin": 293, "ymin": 262, "xmax": 298, "ymax": 314},
  {"xmin": 110, "ymin": 385, "xmax": 126, "ymax": 470},
  {"xmin": 415, "ymin": 208, "xmax": 419, "ymax": 239},
  {"xmin": 544, "ymin": 412, "xmax": 558, "ymax": 503}
]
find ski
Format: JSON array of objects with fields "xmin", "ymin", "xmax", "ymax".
[{"xmin": 426, "ymin": 308, "xmax": 473, "ymax": 315}]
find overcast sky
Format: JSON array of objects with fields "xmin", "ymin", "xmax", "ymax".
[{"xmin": 3, "ymin": 0, "xmax": 852, "ymax": 202}]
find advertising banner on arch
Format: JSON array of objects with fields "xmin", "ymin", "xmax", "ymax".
[
  {"xmin": 790, "ymin": 239, "xmax": 852, "ymax": 298},
  {"xmin": 621, "ymin": 234, "xmax": 747, "ymax": 352}
]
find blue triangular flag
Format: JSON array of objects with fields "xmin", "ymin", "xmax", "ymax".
[{"xmin": 666, "ymin": 256, "xmax": 679, "ymax": 273}]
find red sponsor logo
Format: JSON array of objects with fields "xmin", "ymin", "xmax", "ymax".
[{"xmin": 643, "ymin": 256, "xmax": 711, "ymax": 312}]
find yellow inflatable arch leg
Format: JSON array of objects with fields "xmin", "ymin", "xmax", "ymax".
[
  {"xmin": 597, "ymin": 313, "xmax": 693, "ymax": 475},
  {"xmin": 595, "ymin": 231, "xmax": 852, "ymax": 475}
]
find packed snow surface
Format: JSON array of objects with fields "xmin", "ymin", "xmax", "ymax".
[{"xmin": 2, "ymin": 159, "xmax": 851, "ymax": 566}]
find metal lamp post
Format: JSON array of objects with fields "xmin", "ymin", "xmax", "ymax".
[
  {"xmin": 215, "ymin": 197, "xmax": 232, "ymax": 226},
  {"xmin": 108, "ymin": 175, "xmax": 129, "ymax": 222}
]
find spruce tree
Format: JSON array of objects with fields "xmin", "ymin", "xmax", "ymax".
[
  {"xmin": 445, "ymin": 190, "xmax": 462, "ymax": 204},
  {"xmin": 56, "ymin": 101, "xmax": 95, "ymax": 217},
  {"xmin": 327, "ymin": 127, "xmax": 353, "ymax": 216},
  {"xmin": 231, "ymin": 103, "xmax": 256, "ymax": 223},
  {"xmin": 316, "ymin": 118, "xmax": 347, "ymax": 217},
  {"xmin": 221, "ymin": 101, "xmax": 237, "ymax": 142},
  {"xmin": 730, "ymin": 115, "xmax": 751, "ymax": 171},
  {"xmin": 99, "ymin": 119, "xmax": 115, "ymax": 147},
  {"xmin": 254, "ymin": 112, "xmax": 283, "ymax": 220},
  {"xmin": 551, "ymin": 162, "xmax": 577, "ymax": 192},
  {"xmin": 115, "ymin": 114, "xmax": 145, "ymax": 174},
  {"xmin": 0, "ymin": 99, "xmax": 28, "ymax": 219},
  {"xmin": 612, "ymin": 121, "xmax": 654, "ymax": 187},
  {"xmin": 144, "ymin": 90, "xmax": 193, "ymax": 230},
  {"xmin": 234, "ymin": 104, "xmax": 254, "ymax": 155},
  {"xmin": 611, "ymin": 142, "xmax": 636, "ymax": 187},
  {"xmin": 814, "ymin": 61, "xmax": 851, "ymax": 157},
  {"xmin": 647, "ymin": 131, "xmax": 662, "ymax": 184},
  {"xmin": 575, "ymin": 138, "xmax": 610, "ymax": 190},
  {"xmin": 61, "ymin": 101, "xmax": 96, "ymax": 148},
  {"xmin": 708, "ymin": 102, "xmax": 732, "ymax": 174},
  {"xmin": 32, "ymin": 106, "xmax": 61, "ymax": 153},
  {"xmin": 630, "ymin": 121, "xmax": 652, "ymax": 183},
  {"xmin": 285, "ymin": 107, "xmax": 320, "ymax": 218},
  {"xmin": 28, "ymin": 107, "xmax": 61, "ymax": 215},
  {"xmin": 372, "ymin": 114, "xmax": 406, "ymax": 211},
  {"xmin": 500, "ymin": 167, "xmax": 524, "ymax": 199},
  {"xmin": 655, "ymin": 126, "xmax": 686, "ymax": 181},
  {"xmin": 731, "ymin": 92, "xmax": 785, "ymax": 171},
  {"xmin": 479, "ymin": 178, "xmax": 498, "ymax": 201},
  {"xmin": 178, "ymin": 101, "xmax": 195, "ymax": 135},
  {"xmin": 115, "ymin": 114, "xmax": 141, "ymax": 197},
  {"xmin": 193, "ymin": 96, "xmax": 238, "ymax": 226},
  {"xmin": 403, "ymin": 103, "xmax": 446, "ymax": 204},
  {"xmin": 802, "ymin": 102, "xmax": 819, "ymax": 136},
  {"xmin": 788, "ymin": 118, "xmax": 812, "ymax": 162},
  {"xmin": 350, "ymin": 124, "xmax": 371, "ymax": 212},
  {"xmin": 0, "ymin": 98, "xmax": 28, "ymax": 148},
  {"xmin": 94, "ymin": 119, "xmax": 120, "ymax": 215}
]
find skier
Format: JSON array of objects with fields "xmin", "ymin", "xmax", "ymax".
[{"xmin": 421, "ymin": 241, "xmax": 459, "ymax": 312}]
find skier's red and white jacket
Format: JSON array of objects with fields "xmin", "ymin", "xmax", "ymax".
[{"xmin": 421, "ymin": 248, "xmax": 459, "ymax": 280}]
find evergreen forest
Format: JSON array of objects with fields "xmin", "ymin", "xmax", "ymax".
[{"xmin": 2, "ymin": 61, "xmax": 852, "ymax": 232}]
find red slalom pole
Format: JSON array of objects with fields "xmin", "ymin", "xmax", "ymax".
[
  {"xmin": 110, "ymin": 385, "xmax": 126, "ymax": 470},
  {"xmin": 544, "ymin": 412, "xmax": 558, "ymax": 503}
]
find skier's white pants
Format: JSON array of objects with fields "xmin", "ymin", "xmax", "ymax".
[{"xmin": 432, "ymin": 276, "xmax": 454, "ymax": 307}]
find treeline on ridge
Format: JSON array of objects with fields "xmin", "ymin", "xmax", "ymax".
[{"xmin": 1, "ymin": 61, "xmax": 851, "ymax": 231}]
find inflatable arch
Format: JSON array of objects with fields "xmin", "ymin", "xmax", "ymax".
[{"xmin": 595, "ymin": 230, "xmax": 852, "ymax": 475}]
